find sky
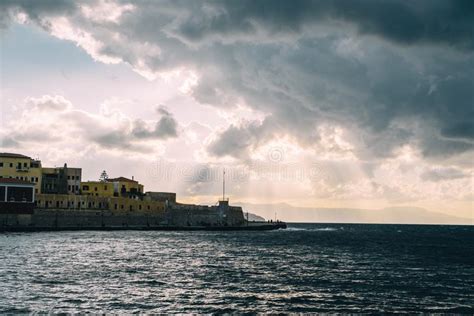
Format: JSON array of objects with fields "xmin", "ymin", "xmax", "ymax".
[{"xmin": 0, "ymin": 0, "xmax": 473, "ymax": 220}]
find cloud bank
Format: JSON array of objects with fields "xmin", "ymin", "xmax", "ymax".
[
  {"xmin": 3, "ymin": 0, "xmax": 469, "ymax": 162},
  {"xmin": 0, "ymin": 0, "xmax": 472, "ymax": 213}
]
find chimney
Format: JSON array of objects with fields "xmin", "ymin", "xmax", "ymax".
[{"xmin": 132, "ymin": 176, "xmax": 134, "ymax": 181}]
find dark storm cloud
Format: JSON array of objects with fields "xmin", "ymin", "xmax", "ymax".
[
  {"xmin": 200, "ymin": 36, "xmax": 474, "ymax": 159},
  {"xmin": 0, "ymin": 0, "xmax": 77, "ymax": 27},
  {"xmin": 174, "ymin": 0, "xmax": 474, "ymax": 50},
  {"xmin": 94, "ymin": 105, "xmax": 178, "ymax": 150},
  {"xmin": 0, "ymin": 137, "xmax": 20, "ymax": 148},
  {"xmin": 420, "ymin": 167, "xmax": 469, "ymax": 182},
  {"xmin": 208, "ymin": 120, "xmax": 271, "ymax": 159},
  {"xmin": 131, "ymin": 106, "xmax": 178, "ymax": 140},
  {"xmin": 2, "ymin": 0, "xmax": 473, "ymax": 163},
  {"xmin": 4, "ymin": 0, "xmax": 471, "ymax": 49}
]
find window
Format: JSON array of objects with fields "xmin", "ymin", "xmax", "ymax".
[
  {"xmin": 94, "ymin": 187, "xmax": 98, "ymax": 191},
  {"xmin": 83, "ymin": 185, "xmax": 89, "ymax": 191},
  {"xmin": 67, "ymin": 176, "xmax": 70, "ymax": 180},
  {"xmin": 9, "ymin": 163, "xmax": 13, "ymax": 167},
  {"xmin": 23, "ymin": 162, "xmax": 27, "ymax": 168},
  {"xmin": 104, "ymin": 185, "xmax": 107, "ymax": 190},
  {"xmin": 0, "ymin": 162, "xmax": 3, "ymax": 167}
]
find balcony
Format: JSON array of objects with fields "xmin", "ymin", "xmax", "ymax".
[{"xmin": 16, "ymin": 166, "xmax": 30, "ymax": 172}]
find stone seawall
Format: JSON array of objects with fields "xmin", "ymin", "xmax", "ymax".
[
  {"xmin": 167, "ymin": 205, "xmax": 245, "ymax": 227},
  {"xmin": 0, "ymin": 209, "xmax": 167, "ymax": 230},
  {"xmin": 0, "ymin": 204, "xmax": 247, "ymax": 231}
]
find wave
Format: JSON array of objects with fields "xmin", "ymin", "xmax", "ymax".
[
  {"xmin": 281, "ymin": 227, "xmax": 307, "ymax": 231},
  {"xmin": 280, "ymin": 227, "xmax": 339, "ymax": 232},
  {"xmin": 313, "ymin": 227, "xmax": 339, "ymax": 231}
]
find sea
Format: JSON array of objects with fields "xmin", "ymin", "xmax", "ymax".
[{"xmin": 0, "ymin": 223, "xmax": 473, "ymax": 313}]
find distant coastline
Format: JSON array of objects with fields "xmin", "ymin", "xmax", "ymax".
[{"xmin": 241, "ymin": 203, "xmax": 472, "ymax": 225}]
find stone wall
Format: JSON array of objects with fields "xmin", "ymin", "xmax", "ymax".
[
  {"xmin": 0, "ymin": 209, "xmax": 167, "ymax": 229},
  {"xmin": 167, "ymin": 203, "xmax": 245, "ymax": 227},
  {"xmin": 0, "ymin": 206, "xmax": 244, "ymax": 230},
  {"xmin": 0, "ymin": 195, "xmax": 246, "ymax": 230}
]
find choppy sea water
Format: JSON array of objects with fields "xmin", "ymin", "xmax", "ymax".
[{"xmin": 0, "ymin": 223, "xmax": 473, "ymax": 313}]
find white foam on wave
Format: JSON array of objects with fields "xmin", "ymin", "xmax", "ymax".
[
  {"xmin": 282, "ymin": 227, "xmax": 307, "ymax": 231},
  {"xmin": 313, "ymin": 227, "xmax": 338, "ymax": 231},
  {"xmin": 279, "ymin": 227, "xmax": 339, "ymax": 232}
]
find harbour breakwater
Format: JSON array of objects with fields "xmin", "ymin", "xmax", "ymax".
[{"xmin": 0, "ymin": 205, "xmax": 286, "ymax": 232}]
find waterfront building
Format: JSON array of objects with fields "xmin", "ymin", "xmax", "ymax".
[
  {"xmin": 145, "ymin": 192, "xmax": 176, "ymax": 203},
  {"xmin": 41, "ymin": 164, "xmax": 81, "ymax": 195},
  {"xmin": 0, "ymin": 152, "xmax": 278, "ymax": 231},
  {"xmin": 81, "ymin": 177, "xmax": 144, "ymax": 198},
  {"xmin": 35, "ymin": 194, "xmax": 165, "ymax": 213},
  {"xmin": 0, "ymin": 153, "xmax": 42, "ymax": 194},
  {"xmin": 0, "ymin": 178, "xmax": 35, "ymax": 214}
]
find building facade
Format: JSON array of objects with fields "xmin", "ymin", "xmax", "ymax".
[
  {"xmin": 81, "ymin": 177, "xmax": 144, "ymax": 198},
  {"xmin": 41, "ymin": 164, "xmax": 81, "ymax": 195},
  {"xmin": 35, "ymin": 194, "xmax": 165, "ymax": 213},
  {"xmin": 0, "ymin": 153, "xmax": 42, "ymax": 194},
  {"xmin": 145, "ymin": 192, "xmax": 176, "ymax": 203},
  {"xmin": 0, "ymin": 178, "xmax": 35, "ymax": 214}
]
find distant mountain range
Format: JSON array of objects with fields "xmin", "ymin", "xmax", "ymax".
[{"xmin": 239, "ymin": 202, "xmax": 472, "ymax": 225}]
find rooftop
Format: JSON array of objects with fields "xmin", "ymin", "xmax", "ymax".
[
  {"xmin": 108, "ymin": 177, "xmax": 138, "ymax": 183},
  {"xmin": 0, "ymin": 153, "xmax": 31, "ymax": 159}
]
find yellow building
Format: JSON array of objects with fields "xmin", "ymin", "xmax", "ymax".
[
  {"xmin": 35, "ymin": 194, "xmax": 165, "ymax": 214},
  {"xmin": 0, "ymin": 153, "xmax": 42, "ymax": 194},
  {"xmin": 81, "ymin": 177, "xmax": 144, "ymax": 198}
]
